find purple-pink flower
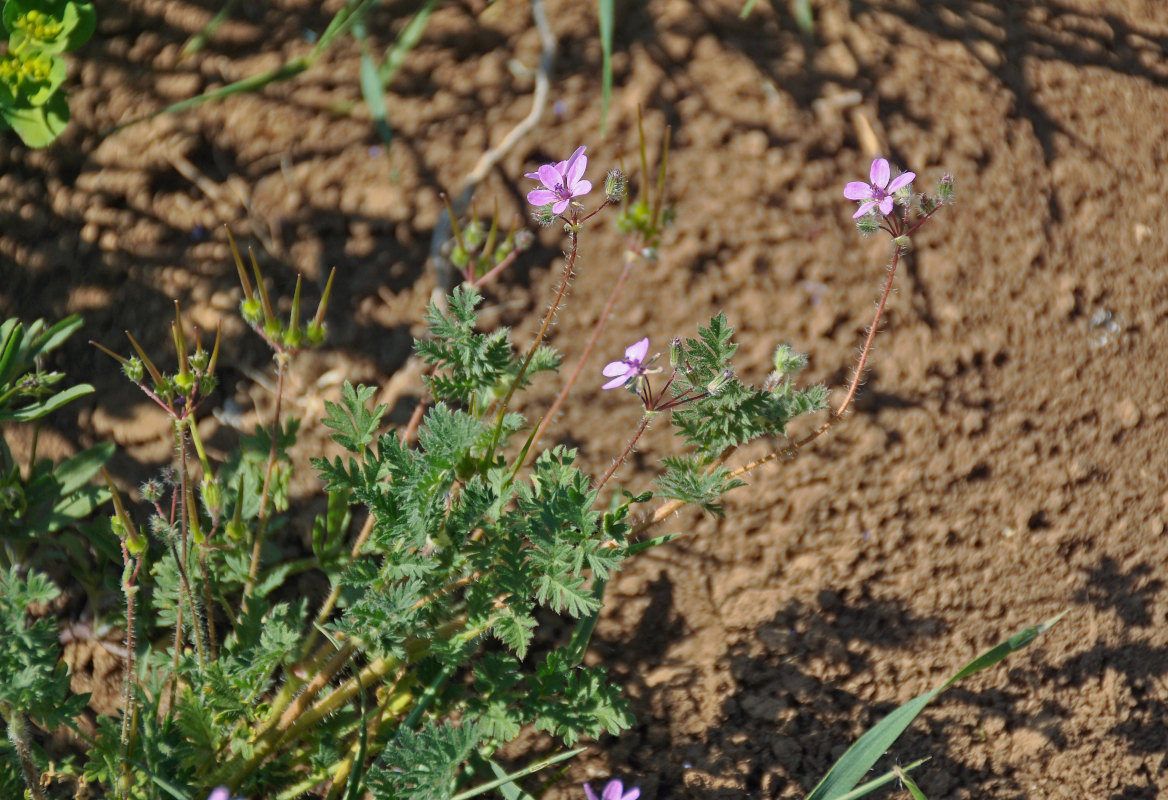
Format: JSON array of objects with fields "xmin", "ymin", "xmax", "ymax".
[
  {"xmin": 601, "ymin": 337, "xmax": 651, "ymax": 390},
  {"xmin": 526, "ymin": 146, "xmax": 593, "ymax": 215},
  {"xmin": 584, "ymin": 779, "xmax": 640, "ymax": 800},
  {"xmin": 207, "ymin": 788, "xmax": 243, "ymax": 800},
  {"xmin": 843, "ymin": 158, "xmax": 915, "ymax": 219}
]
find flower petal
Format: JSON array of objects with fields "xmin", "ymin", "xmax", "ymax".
[
  {"xmin": 869, "ymin": 158, "xmax": 890, "ymax": 189},
  {"xmin": 552, "ymin": 198, "xmax": 571, "ymax": 215},
  {"xmin": 843, "ymin": 181, "xmax": 875, "ymax": 200},
  {"xmin": 207, "ymin": 789, "xmax": 230, "ymax": 800},
  {"xmin": 601, "ymin": 780, "xmax": 625, "ymax": 800},
  {"xmin": 602, "ymin": 374, "xmax": 632, "ymax": 390},
  {"xmin": 622, "ymin": 789, "xmax": 641, "ymax": 800},
  {"xmin": 537, "ymin": 163, "xmax": 563, "ymax": 190},
  {"xmin": 603, "ymin": 360, "xmax": 631, "ymax": 377},
  {"xmin": 853, "ymin": 199, "xmax": 878, "ymax": 219},
  {"xmin": 565, "ymin": 146, "xmax": 589, "ymax": 187},
  {"xmin": 886, "ymin": 171, "xmax": 916, "ymax": 193},
  {"xmin": 527, "ymin": 189, "xmax": 557, "ymax": 207},
  {"xmin": 583, "ymin": 784, "xmax": 600, "ymax": 800},
  {"xmin": 625, "ymin": 337, "xmax": 650, "ymax": 363},
  {"xmin": 878, "ymin": 196, "xmax": 895, "ymax": 216},
  {"xmin": 572, "ymin": 179, "xmax": 593, "ymax": 198},
  {"xmin": 524, "ymin": 170, "xmax": 542, "ymax": 180}
]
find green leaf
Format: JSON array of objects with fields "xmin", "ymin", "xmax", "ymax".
[
  {"xmin": 806, "ymin": 611, "xmax": 1067, "ymax": 800},
  {"xmin": 598, "ymin": 0, "xmax": 613, "ymax": 136},
  {"xmin": 0, "ymin": 90, "xmax": 68, "ymax": 147},
  {"xmin": 450, "ymin": 749, "xmax": 586, "ymax": 800},
  {"xmin": 321, "ymin": 382, "xmax": 387, "ymax": 452},
  {"xmin": 3, "ymin": 383, "xmax": 93, "ymax": 422}
]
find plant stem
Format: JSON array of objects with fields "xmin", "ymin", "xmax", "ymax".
[
  {"xmin": 633, "ymin": 243, "xmax": 904, "ymax": 536},
  {"xmin": 119, "ymin": 576, "xmax": 137, "ymax": 783},
  {"xmin": 487, "ymin": 226, "xmax": 580, "ymax": 459},
  {"xmin": 528, "ymin": 245, "xmax": 638, "ymax": 464},
  {"xmin": 596, "ymin": 413, "xmax": 652, "ymax": 493},
  {"xmin": 246, "ymin": 356, "xmax": 288, "ymax": 595},
  {"xmin": 4, "ymin": 708, "xmax": 47, "ymax": 800}
]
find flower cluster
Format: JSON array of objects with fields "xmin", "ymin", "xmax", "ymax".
[{"xmin": 526, "ymin": 145, "xmax": 593, "ymax": 216}]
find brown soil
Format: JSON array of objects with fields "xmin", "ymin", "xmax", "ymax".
[{"xmin": 5, "ymin": 0, "xmax": 1168, "ymax": 798}]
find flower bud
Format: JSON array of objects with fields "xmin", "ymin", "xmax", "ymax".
[
  {"xmin": 188, "ymin": 350, "xmax": 209, "ymax": 374},
  {"xmin": 173, "ymin": 370, "xmax": 198, "ymax": 395},
  {"xmin": 307, "ymin": 322, "xmax": 327, "ymax": 345},
  {"xmin": 122, "ymin": 356, "xmax": 144, "ymax": 384},
  {"xmin": 451, "ymin": 244, "xmax": 470, "ymax": 269},
  {"xmin": 856, "ymin": 215, "xmax": 880, "ymax": 235},
  {"xmin": 241, "ymin": 297, "xmax": 263, "ymax": 325},
  {"xmin": 201, "ymin": 477, "xmax": 222, "ymax": 516},
  {"xmin": 705, "ymin": 369, "xmax": 734, "ymax": 396},
  {"xmin": 669, "ymin": 337, "xmax": 683, "ymax": 369},
  {"xmin": 937, "ymin": 173, "xmax": 954, "ymax": 203},
  {"xmin": 605, "ymin": 168, "xmax": 626, "ymax": 203},
  {"xmin": 140, "ymin": 479, "xmax": 164, "ymax": 503},
  {"xmin": 514, "ymin": 229, "xmax": 534, "ymax": 251},
  {"xmin": 771, "ymin": 344, "xmax": 807, "ymax": 376},
  {"xmin": 892, "ymin": 235, "xmax": 911, "ymax": 252},
  {"xmin": 919, "ymin": 194, "xmax": 940, "ymax": 215},
  {"xmin": 533, "ymin": 204, "xmax": 556, "ymax": 227},
  {"xmin": 463, "ymin": 220, "xmax": 485, "ymax": 250}
]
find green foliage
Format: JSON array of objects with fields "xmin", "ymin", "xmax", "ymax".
[
  {"xmin": 416, "ymin": 285, "xmax": 559, "ymax": 411},
  {"xmin": 655, "ymin": 454, "xmax": 744, "ymax": 516},
  {"xmin": 0, "ymin": 0, "xmax": 94, "ymax": 146},
  {"xmin": 668, "ymin": 313, "xmax": 828, "ymax": 462}
]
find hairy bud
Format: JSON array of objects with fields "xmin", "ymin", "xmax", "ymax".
[{"xmin": 605, "ymin": 168, "xmax": 626, "ymax": 203}]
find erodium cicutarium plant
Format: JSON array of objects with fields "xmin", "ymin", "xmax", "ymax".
[{"xmin": 0, "ymin": 143, "xmax": 971, "ymax": 800}]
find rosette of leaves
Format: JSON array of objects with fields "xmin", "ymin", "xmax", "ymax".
[{"xmin": 0, "ymin": 0, "xmax": 95, "ymax": 147}]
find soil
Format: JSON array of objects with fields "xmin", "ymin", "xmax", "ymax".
[{"xmin": 4, "ymin": 0, "xmax": 1168, "ymax": 798}]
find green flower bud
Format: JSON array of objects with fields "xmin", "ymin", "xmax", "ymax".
[
  {"xmin": 451, "ymin": 244, "xmax": 470, "ymax": 269},
  {"xmin": 307, "ymin": 322, "xmax": 327, "ymax": 345},
  {"xmin": 605, "ymin": 168, "xmax": 626, "ymax": 203},
  {"xmin": 706, "ymin": 369, "xmax": 734, "ymax": 396},
  {"xmin": 771, "ymin": 344, "xmax": 807, "ymax": 376},
  {"xmin": 463, "ymin": 221, "xmax": 485, "ymax": 250},
  {"xmin": 201, "ymin": 477, "xmax": 222, "ymax": 516},
  {"xmin": 188, "ymin": 350, "xmax": 209, "ymax": 373},
  {"xmin": 140, "ymin": 479, "xmax": 164, "ymax": 503},
  {"xmin": 282, "ymin": 326, "xmax": 304, "ymax": 350},
  {"xmin": 856, "ymin": 215, "xmax": 880, "ymax": 235},
  {"xmin": 123, "ymin": 356, "xmax": 144, "ymax": 384},
  {"xmin": 669, "ymin": 337, "xmax": 683, "ymax": 369},
  {"xmin": 892, "ymin": 235, "xmax": 911, "ymax": 253},
  {"xmin": 226, "ymin": 519, "xmax": 247, "ymax": 542},
  {"xmin": 919, "ymin": 194, "xmax": 940, "ymax": 215},
  {"xmin": 937, "ymin": 173, "xmax": 954, "ymax": 203},
  {"xmin": 533, "ymin": 204, "xmax": 556, "ymax": 227},
  {"xmin": 241, "ymin": 297, "xmax": 263, "ymax": 325},
  {"xmin": 173, "ymin": 370, "xmax": 198, "ymax": 394}
]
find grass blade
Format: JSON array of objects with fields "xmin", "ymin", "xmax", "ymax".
[
  {"xmin": 598, "ymin": 0, "xmax": 613, "ymax": 136},
  {"xmin": 805, "ymin": 611, "xmax": 1067, "ymax": 800}
]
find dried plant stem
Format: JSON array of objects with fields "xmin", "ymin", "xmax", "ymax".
[
  {"xmin": 596, "ymin": 413, "xmax": 652, "ymax": 493},
  {"xmin": 634, "ymin": 244, "xmax": 904, "ymax": 536},
  {"xmin": 246, "ymin": 356, "xmax": 288, "ymax": 594}
]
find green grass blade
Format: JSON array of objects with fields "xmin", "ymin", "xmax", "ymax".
[
  {"xmin": 449, "ymin": 748, "xmax": 586, "ymax": 800},
  {"xmin": 738, "ymin": 0, "xmax": 757, "ymax": 18},
  {"xmin": 598, "ymin": 0, "xmax": 613, "ymax": 136},
  {"xmin": 378, "ymin": 0, "xmax": 440, "ymax": 86},
  {"xmin": 792, "ymin": 0, "xmax": 814, "ymax": 33},
  {"xmin": 358, "ymin": 30, "xmax": 393, "ymax": 147},
  {"xmin": 897, "ymin": 766, "xmax": 929, "ymax": 800},
  {"xmin": 828, "ymin": 758, "xmax": 927, "ymax": 800},
  {"xmin": 805, "ymin": 611, "xmax": 1066, "ymax": 800}
]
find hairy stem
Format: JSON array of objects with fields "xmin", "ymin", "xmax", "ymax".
[
  {"xmin": 596, "ymin": 413, "xmax": 652, "ymax": 493},
  {"xmin": 633, "ymin": 243, "xmax": 904, "ymax": 536},
  {"xmin": 529, "ymin": 245, "xmax": 638, "ymax": 464},
  {"xmin": 5, "ymin": 707, "xmax": 47, "ymax": 800},
  {"xmin": 246, "ymin": 355, "xmax": 288, "ymax": 594}
]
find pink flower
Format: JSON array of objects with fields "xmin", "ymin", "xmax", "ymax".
[
  {"xmin": 207, "ymin": 789, "xmax": 243, "ymax": 800},
  {"xmin": 601, "ymin": 337, "xmax": 650, "ymax": 390},
  {"xmin": 584, "ymin": 779, "xmax": 640, "ymax": 800},
  {"xmin": 526, "ymin": 146, "xmax": 593, "ymax": 215},
  {"xmin": 843, "ymin": 158, "xmax": 915, "ymax": 219}
]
